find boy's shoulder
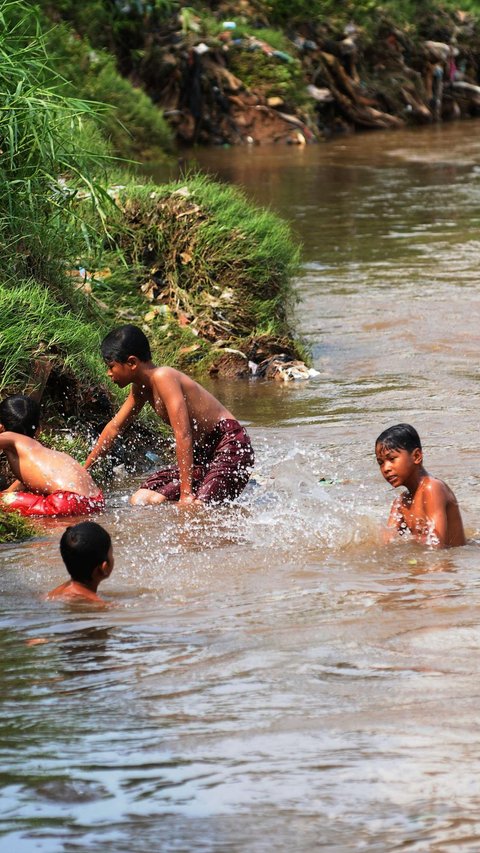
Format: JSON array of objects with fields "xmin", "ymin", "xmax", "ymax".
[
  {"xmin": 45, "ymin": 581, "xmax": 105, "ymax": 605},
  {"xmin": 421, "ymin": 475, "xmax": 455, "ymax": 502},
  {"xmin": 2, "ymin": 431, "xmax": 43, "ymax": 452},
  {"xmin": 152, "ymin": 364, "xmax": 179, "ymax": 378},
  {"xmin": 1, "ymin": 430, "xmax": 35, "ymax": 442},
  {"xmin": 150, "ymin": 365, "xmax": 188, "ymax": 386}
]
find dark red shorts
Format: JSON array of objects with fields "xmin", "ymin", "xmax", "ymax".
[
  {"xmin": 1, "ymin": 491, "xmax": 105, "ymax": 518},
  {"xmin": 140, "ymin": 418, "xmax": 254, "ymax": 504}
]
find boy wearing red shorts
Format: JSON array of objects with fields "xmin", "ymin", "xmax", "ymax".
[
  {"xmin": 0, "ymin": 395, "xmax": 104, "ymax": 517},
  {"xmin": 85, "ymin": 324, "xmax": 254, "ymax": 506}
]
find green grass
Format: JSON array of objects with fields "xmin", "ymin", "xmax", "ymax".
[
  {"xmin": 0, "ymin": 0, "xmax": 118, "ymax": 292},
  {"xmin": 0, "ymin": 280, "xmax": 106, "ymax": 393},
  {"xmin": 44, "ymin": 23, "xmax": 173, "ymax": 160},
  {"xmin": 37, "ymin": 0, "xmax": 177, "ymax": 57},
  {"xmin": 0, "ymin": 509, "xmax": 36, "ymax": 543},
  {"xmin": 0, "ymin": 1, "xmax": 305, "ymax": 539},
  {"xmin": 228, "ymin": 47, "xmax": 304, "ymax": 103},
  {"xmin": 76, "ymin": 173, "xmax": 301, "ymax": 355}
]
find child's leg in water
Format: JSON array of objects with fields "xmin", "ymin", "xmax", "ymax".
[{"xmin": 130, "ymin": 489, "xmax": 167, "ymax": 506}]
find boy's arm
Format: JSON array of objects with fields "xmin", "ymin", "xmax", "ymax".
[
  {"xmin": 155, "ymin": 372, "xmax": 195, "ymax": 504},
  {"xmin": 3, "ymin": 479, "xmax": 23, "ymax": 494},
  {"xmin": 0, "ymin": 435, "xmax": 21, "ymax": 492},
  {"xmin": 84, "ymin": 390, "xmax": 145, "ymax": 470},
  {"xmin": 422, "ymin": 481, "xmax": 449, "ymax": 547}
]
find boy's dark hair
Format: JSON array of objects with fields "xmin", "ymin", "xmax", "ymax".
[
  {"xmin": 101, "ymin": 325, "xmax": 152, "ymax": 364},
  {"xmin": 376, "ymin": 423, "xmax": 422, "ymax": 453},
  {"xmin": 0, "ymin": 395, "xmax": 40, "ymax": 438},
  {"xmin": 60, "ymin": 521, "xmax": 112, "ymax": 584}
]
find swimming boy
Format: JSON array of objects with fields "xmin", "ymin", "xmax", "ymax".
[
  {"xmin": 84, "ymin": 324, "xmax": 254, "ymax": 505},
  {"xmin": 375, "ymin": 423, "xmax": 465, "ymax": 548},
  {"xmin": 46, "ymin": 521, "xmax": 113, "ymax": 604},
  {"xmin": 0, "ymin": 395, "xmax": 104, "ymax": 516}
]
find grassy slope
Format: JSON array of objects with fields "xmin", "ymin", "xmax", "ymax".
[
  {"xmin": 0, "ymin": 1, "xmax": 300, "ymax": 542},
  {"xmin": 65, "ymin": 172, "xmax": 301, "ymax": 384},
  {"xmin": 43, "ymin": 22, "xmax": 174, "ymax": 161},
  {"xmin": 0, "ymin": 282, "xmax": 105, "ymax": 392}
]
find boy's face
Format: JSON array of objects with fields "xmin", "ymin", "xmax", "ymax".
[
  {"xmin": 375, "ymin": 443, "xmax": 422, "ymax": 488},
  {"xmin": 105, "ymin": 360, "xmax": 134, "ymax": 389}
]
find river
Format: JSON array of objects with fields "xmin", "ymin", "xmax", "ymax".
[{"xmin": 2, "ymin": 123, "xmax": 480, "ymax": 851}]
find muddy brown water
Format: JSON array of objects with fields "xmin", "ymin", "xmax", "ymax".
[{"xmin": 3, "ymin": 123, "xmax": 480, "ymax": 851}]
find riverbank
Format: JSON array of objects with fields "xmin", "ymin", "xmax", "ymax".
[
  {"xmin": 2, "ymin": 1, "xmax": 477, "ymax": 541},
  {"xmin": 0, "ymin": 166, "xmax": 303, "ymax": 539},
  {"xmin": 0, "ymin": 2, "xmax": 304, "ymax": 541},
  {"xmin": 3, "ymin": 121, "xmax": 480, "ymax": 851},
  {"xmin": 40, "ymin": 1, "xmax": 480, "ymax": 146}
]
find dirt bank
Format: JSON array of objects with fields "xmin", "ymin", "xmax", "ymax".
[{"xmin": 126, "ymin": 6, "xmax": 480, "ymax": 145}]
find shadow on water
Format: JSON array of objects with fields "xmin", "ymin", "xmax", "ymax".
[{"xmin": 4, "ymin": 123, "xmax": 480, "ymax": 850}]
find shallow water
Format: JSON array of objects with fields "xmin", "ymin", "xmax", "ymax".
[{"xmin": 3, "ymin": 123, "xmax": 480, "ymax": 851}]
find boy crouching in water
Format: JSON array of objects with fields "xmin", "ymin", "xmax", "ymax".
[
  {"xmin": 84, "ymin": 324, "xmax": 254, "ymax": 506},
  {"xmin": 0, "ymin": 395, "xmax": 104, "ymax": 517},
  {"xmin": 46, "ymin": 521, "xmax": 113, "ymax": 604},
  {"xmin": 375, "ymin": 423, "xmax": 465, "ymax": 548}
]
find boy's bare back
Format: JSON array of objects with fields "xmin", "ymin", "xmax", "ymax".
[
  {"xmin": 141, "ymin": 366, "xmax": 234, "ymax": 438},
  {"xmin": 45, "ymin": 581, "xmax": 106, "ymax": 605},
  {"xmin": 0, "ymin": 432, "xmax": 98, "ymax": 496}
]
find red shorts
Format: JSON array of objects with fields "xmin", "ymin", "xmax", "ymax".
[
  {"xmin": 1, "ymin": 491, "xmax": 105, "ymax": 518},
  {"xmin": 141, "ymin": 419, "xmax": 254, "ymax": 504}
]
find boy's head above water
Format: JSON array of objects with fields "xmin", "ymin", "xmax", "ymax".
[
  {"xmin": 0, "ymin": 395, "xmax": 40, "ymax": 438},
  {"xmin": 101, "ymin": 324, "xmax": 152, "ymax": 365},
  {"xmin": 60, "ymin": 521, "xmax": 113, "ymax": 586},
  {"xmin": 375, "ymin": 423, "xmax": 422, "ymax": 455},
  {"xmin": 375, "ymin": 423, "xmax": 424, "ymax": 490}
]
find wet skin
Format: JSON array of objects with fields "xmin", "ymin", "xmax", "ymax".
[
  {"xmin": 375, "ymin": 443, "xmax": 466, "ymax": 548},
  {"xmin": 0, "ymin": 431, "xmax": 100, "ymax": 496},
  {"xmin": 85, "ymin": 358, "xmax": 235, "ymax": 506},
  {"xmin": 46, "ymin": 546, "xmax": 114, "ymax": 604}
]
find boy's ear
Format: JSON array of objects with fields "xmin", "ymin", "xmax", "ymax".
[
  {"xmin": 92, "ymin": 561, "xmax": 111, "ymax": 584},
  {"xmin": 412, "ymin": 447, "xmax": 423, "ymax": 464},
  {"xmin": 0, "ymin": 423, "xmax": 5, "ymax": 434},
  {"xmin": 126, "ymin": 355, "xmax": 139, "ymax": 369},
  {"xmin": 99, "ymin": 559, "xmax": 113, "ymax": 578}
]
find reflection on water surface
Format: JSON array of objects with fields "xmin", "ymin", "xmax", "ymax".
[{"xmin": 3, "ymin": 123, "xmax": 480, "ymax": 851}]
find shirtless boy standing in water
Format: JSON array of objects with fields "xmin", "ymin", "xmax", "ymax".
[
  {"xmin": 85, "ymin": 325, "xmax": 254, "ymax": 506},
  {"xmin": 375, "ymin": 423, "xmax": 465, "ymax": 548}
]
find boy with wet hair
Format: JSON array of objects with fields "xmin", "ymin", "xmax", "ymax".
[
  {"xmin": 0, "ymin": 395, "xmax": 39, "ymax": 438},
  {"xmin": 375, "ymin": 423, "xmax": 465, "ymax": 548},
  {"xmin": 46, "ymin": 521, "xmax": 113, "ymax": 604},
  {"xmin": 85, "ymin": 324, "xmax": 254, "ymax": 506},
  {"xmin": 0, "ymin": 394, "xmax": 104, "ymax": 517}
]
